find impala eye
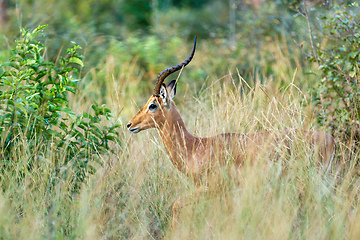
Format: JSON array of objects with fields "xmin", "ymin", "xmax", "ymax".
[{"xmin": 148, "ymin": 103, "xmax": 158, "ymax": 111}]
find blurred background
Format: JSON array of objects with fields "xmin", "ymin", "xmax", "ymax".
[
  {"xmin": 0, "ymin": 0, "xmax": 356, "ymax": 119},
  {"xmin": 1, "ymin": 2, "xmax": 360, "ymax": 238},
  {"xmin": 0, "ymin": 2, "xmax": 320, "ymax": 88}
]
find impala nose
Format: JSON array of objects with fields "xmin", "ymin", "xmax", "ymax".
[{"xmin": 127, "ymin": 123, "xmax": 132, "ymax": 128}]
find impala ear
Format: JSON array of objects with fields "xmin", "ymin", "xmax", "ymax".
[
  {"xmin": 159, "ymin": 84, "xmax": 170, "ymax": 106},
  {"xmin": 166, "ymin": 80, "xmax": 177, "ymax": 99}
]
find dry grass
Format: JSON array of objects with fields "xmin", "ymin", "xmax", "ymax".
[{"xmin": 0, "ymin": 39, "xmax": 359, "ymax": 239}]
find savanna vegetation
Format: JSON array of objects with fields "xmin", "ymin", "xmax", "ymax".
[{"xmin": 0, "ymin": 0, "xmax": 359, "ymax": 239}]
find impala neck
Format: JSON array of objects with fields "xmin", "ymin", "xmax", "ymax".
[{"xmin": 157, "ymin": 102, "xmax": 198, "ymax": 173}]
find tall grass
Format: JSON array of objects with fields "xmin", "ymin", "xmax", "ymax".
[
  {"xmin": 1, "ymin": 36, "xmax": 359, "ymax": 239},
  {"xmin": 1, "ymin": 71, "xmax": 359, "ymax": 239}
]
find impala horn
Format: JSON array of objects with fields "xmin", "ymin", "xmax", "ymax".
[{"xmin": 153, "ymin": 36, "xmax": 197, "ymax": 96}]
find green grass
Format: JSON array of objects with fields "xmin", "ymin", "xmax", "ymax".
[
  {"xmin": 1, "ymin": 76, "xmax": 359, "ymax": 239},
  {"xmin": 0, "ymin": 37, "xmax": 359, "ymax": 239}
]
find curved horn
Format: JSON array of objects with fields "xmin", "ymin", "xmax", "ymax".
[{"xmin": 153, "ymin": 36, "xmax": 197, "ymax": 96}]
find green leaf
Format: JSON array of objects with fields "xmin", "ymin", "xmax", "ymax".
[
  {"xmin": 68, "ymin": 57, "xmax": 84, "ymax": 67},
  {"xmin": 32, "ymin": 25, "xmax": 48, "ymax": 34},
  {"xmin": 105, "ymin": 135, "xmax": 117, "ymax": 141},
  {"xmin": 348, "ymin": 51, "xmax": 359, "ymax": 59}
]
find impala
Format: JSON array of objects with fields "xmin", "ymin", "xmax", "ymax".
[{"xmin": 127, "ymin": 37, "xmax": 335, "ymax": 226}]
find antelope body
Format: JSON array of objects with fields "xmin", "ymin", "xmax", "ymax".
[{"xmin": 127, "ymin": 37, "xmax": 335, "ymax": 226}]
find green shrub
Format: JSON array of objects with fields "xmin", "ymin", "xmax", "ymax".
[
  {"xmin": 0, "ymin": 26, "xmax": 120, "ymax": 191},
  {"xmin": 307, "ymin": 3, "xmax": 360, "ymax": 142}
]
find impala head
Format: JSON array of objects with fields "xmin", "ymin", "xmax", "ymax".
[{"xmin": 127, "ymin": 37, "xmax": 197, "ymax": 134}]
